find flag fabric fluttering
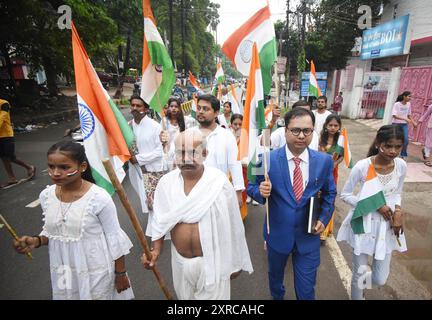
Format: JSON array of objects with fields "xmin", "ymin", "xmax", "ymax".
[
  {"xmin": 72, "ymin": 22, "xmax": 134, "ymax": 195},
  {"xmin": 238, "ymin": 43, "xmax": 266, "ymax": 183},
  {"xmin": 141, "ymin": 0, "xmax": 175, "ymax": 113},
  {"xmin": 334, "ymin": 127, "xmax": 354, "ymax": 168},
  {"xmin": 350, "ymin": 163, "xmax": 386, "ymax": 234},
  {"xmin": 308, "ymin": 60, "xmax": 322, "ymax": 97},
  {"xmin": 188, "ymin": 71, "xmax": 200, "ymax": 92},
  {"xmin": 228, "ymin": 83, "xmax": 241, "ymax": 114},
  {"xmin": 222, "ymin": 4, "xmax": 277, "ymax": 95},
  {"xmin": 215, "ymin": 61, "xmax": 225, "ymax": 84}
]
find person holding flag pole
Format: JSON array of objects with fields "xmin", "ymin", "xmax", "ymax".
[
  {"xmin": 14, "ymin": 24, "xmax": 148, "ymax": 300},
  {"xmin": 337, "ymin": 125, "xmax": 407, "ymax": 300},
  {"xmin": 247, "ymin": 55, "xmax": 337, "ymax": 298},
  {"xmin": 318, "ymin": 114, "xmax": 353, "ymax": 242},
  {"xmin": 129, "ymin": 0, "xmax": 175, "ymax": 217}
]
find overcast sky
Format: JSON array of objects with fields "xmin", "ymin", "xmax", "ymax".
[{"xmin": 213, "ymin": 0, "xmax": 300, "ymax": 45}]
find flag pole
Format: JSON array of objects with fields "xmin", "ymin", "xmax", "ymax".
[
  {"xmin": 102, "ymin": 159, "xmax": 174, "ymax": 300},
  {"xmin": 0, "ymin": 214, "xmax": 33, "ymax": 260},
  {"xmin": 263, "ymin": 131, "xmax": 270, "ymax": 235}
]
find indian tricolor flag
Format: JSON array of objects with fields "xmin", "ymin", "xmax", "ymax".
[
  {"xmin": 215, "ymin": 61, "xmax": 225, "ymax": 84},
  {"xmin": 335, "ymin": 127, "xmax": 353, "ymax": 168},
  {"xmin": 222, "ymin": 4, "xmax": 277, "ymax": 95},
  {"xmin": 239, "ymin": 43, "xmax": 266, "ymax": 182},
  {"xmin": 188, "ymin": 71, "xmax": 200, "ymax": 92},
  {"xmin": 141, "ymin": 0, "xmax": 175, "ymax": 112},
  {"xmin": 72, "ymin": 23, "xmax": 134, "ymax": 195},
  {"xmin": 309, "ymin": 60, "xmax": 322, "ymax": 97},
  {"xmin": 228, "ymin": 83, "xmax": 241, "ymax": 114},
  {"xmin": 350, "ymin": 163, "xmax": 386, "ymax": 234}
]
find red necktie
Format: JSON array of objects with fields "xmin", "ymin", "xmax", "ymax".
[{"xmin": 293, "ymin": 157, "xmax": 303, "ymax": 202}]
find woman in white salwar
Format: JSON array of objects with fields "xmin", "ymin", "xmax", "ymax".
[
  {"xmin": 13, "ymin": 141, "xmax": 134, "ymax": 300},
  {"xmin": 337, "ymin": 125, "xmax": 407, "ymax": 300}
]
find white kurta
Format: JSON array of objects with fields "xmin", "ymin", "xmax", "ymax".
[
  {"xmin": 270, "ymin": 126, "xmax": 319, "ymax": 151},
  {"xmin": 217, "ymin": 114, "xmax": 230, "ymax": 129},
  {"xmin": 312, "ymin": 109, "xmax": 332, "ymax": 135},
  {"xmin": 39, "ymin": 184, "xmax": 134, "ymax": 300},
  {"xmin": 131, "ymin": 116, "xmax": 164, "ymax": 172},
  {"xmin": 337, "ymin": 158, "xmax": 408, "ymax": 260},
  {"xmin": 203, "ymin": 125, "xmax": 245, "ymax": 191},
  {"xmin": 128, "ymin": 116, "xmax": 164, "ymax": 214},
  {"xmin": 150, "ymin": 166, "xmax": 253, "ymax": 299}
]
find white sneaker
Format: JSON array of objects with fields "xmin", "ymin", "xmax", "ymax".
[
  {"xmin": 252, "ymin": 200, "xmax": 259, "ymax": 206},
  {"xmin": 246, "ymin": 196, "xmax": 252, "ymax": 204}
]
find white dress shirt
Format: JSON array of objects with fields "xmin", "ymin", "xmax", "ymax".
[
  {"xmin": 217, "ymin": 114, "xmax": 230, "ymax": 129},
  {"xmin": 312, "ymin": 109, "xmax": 332, "ymax": 135},
  {"xmin": 271, "ymin": 127, "xmax": 319, "ymax": 151},
  {"xmin": 203, "ymin": 125, "xmax": 245, "ymax": 191},
  {"xmin": 285, "ymin": 145, "xmax": 309, "ymax": 191},
  {"xmin": 132, "ymin": 116, "xmax": 164, "ymax": 172}
]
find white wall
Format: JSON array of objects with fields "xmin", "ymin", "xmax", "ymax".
[{"xmin": 383, "ymin": 67, "xmax": 402, "ymax": 125}]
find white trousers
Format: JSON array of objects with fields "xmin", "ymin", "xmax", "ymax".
[
  {"xmin": 171, "ymin": 244, "xmax": 230, "ymax": 300},
  {"xmin": 351, "ymin": 252, "xmax": 391, "ymax": 300}
]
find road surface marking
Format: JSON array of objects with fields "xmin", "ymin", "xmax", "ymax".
[
  {"xmin": 326, "ymin": 235, "xmax": 352, "ymax": 299},
  {"xmin": 25, "ymin": 199, "xmax": 40, "ymax": 208}
]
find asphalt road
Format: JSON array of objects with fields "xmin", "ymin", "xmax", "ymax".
[{"xmin": 0, "ymin": 113, "xmax": 430, "ymax": 300}]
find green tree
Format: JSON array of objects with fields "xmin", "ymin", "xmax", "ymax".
[
  {"xmin": 308, "ymin": 0, "xmax": 389, "ymax": 71},
  {"xmin": 0, "ymin": 0, "xmax": 119, "ymax": 97}
]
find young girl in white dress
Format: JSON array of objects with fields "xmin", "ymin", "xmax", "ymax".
[
  {"xmin": 337, "ymin": 125, "xmax": 407, "ymax": 300},
  {"xmin": 14, "ymin": 140, "xmax": 134, "ymax": 300}
]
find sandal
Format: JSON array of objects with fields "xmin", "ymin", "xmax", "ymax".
[{"xmin": 424, "ymin": 161, "xmax": 432, "ymax": 167}]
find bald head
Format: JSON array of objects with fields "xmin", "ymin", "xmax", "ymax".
[{"xmin": 174, "ymin": 129, "xmax": 207, "ymax": 172}]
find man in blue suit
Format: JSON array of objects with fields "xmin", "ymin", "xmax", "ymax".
[{"xmin": 247, "ymin": 108, "xmax": 336, "ymax": 300}]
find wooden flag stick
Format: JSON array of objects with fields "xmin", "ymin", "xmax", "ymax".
[
  {"xmin": 262, "ymin": 130, "xmax": 270, "ymax": 235},
  {"xmin": 0, "ymin": 214, "xmax": 33, "ymax": 260},
  {"xmin": 102, "ymin": 160, "xmax": 173, "ymax": 300}
]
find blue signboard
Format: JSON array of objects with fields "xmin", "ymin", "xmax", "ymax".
[
  {"xmin": 360, "ymin": 14, "xmax": 410, "ymax": 60},
  {"xmin": 300, "ymin": 72, "xmax": 328, "ymax": 97}
]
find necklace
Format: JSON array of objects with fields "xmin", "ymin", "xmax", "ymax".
[{"xmin": 59, "ymin": 180, "xmax": 84, "ymax": 223}]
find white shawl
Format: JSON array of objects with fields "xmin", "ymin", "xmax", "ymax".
[{"xmin": 151, "ymin": 166, "xmax": 253, "ymax": 286}]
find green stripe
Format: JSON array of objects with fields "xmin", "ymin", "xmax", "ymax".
[
  {"xmin": 217, "ymin": 75, "xmax": 225, "ymax": 84},
  {"xmin": 350, "ymin": 191, "xmax": 386, "ymax": 234},
  {"xmin": 91, "ymin": 167, "xmax": 115, "ymax": 195},
  {"xmin": 334, "ymin": 144, "xmax": 344, "ymax": 156},
  {"xmin": 247, "ymin": 161, "xmax": 255, "ymax": 183},
  {"xmin": 309, "ymin": 84, "xmax": 320, "ymax": 97},
  {"xmin": 191, "ymin": 109, "xmax": 196, "ymax": 119},
  {"xmin": 256, "ymin": 99, "xmax": 266, "ymax": 135},
  {"xmin": 259, "ymin": 38, "xmax": 277, "ymax": 96},
  {"xmin": 107, "ymin": 99, "xmax": 134, "ymax": 147},
  {"xmin": 147, "ymin": 41, "xmax": 176, "ymax": 112}
]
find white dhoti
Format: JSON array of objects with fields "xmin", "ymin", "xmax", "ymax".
[
  {"xmin": 151, "ymin": 166, "xmax": 253, "ymax": 300},
  {"xmin": 171, "ymin": 244, "xmax": 230, "ymax": 300}
]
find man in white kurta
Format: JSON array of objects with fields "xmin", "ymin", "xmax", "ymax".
[
  {"xmin": 142, "ymin": 130, "xmax": 253, "ymax": 300},
  {"xmin": 128, "ymin": 95, "xmax": 164, "ymax": 216},
  {"xmin": 195, "ymin": 94, "xmax": 244, "ymax": 207}
]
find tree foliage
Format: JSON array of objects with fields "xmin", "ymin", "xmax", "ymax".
[
  {"xmin": 0, "ymin": 0, "xmax": 220, "ymax": 100},
  {"xmin": 275, "ymin": 0, "xmax": 389, "ymax": 74}
]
